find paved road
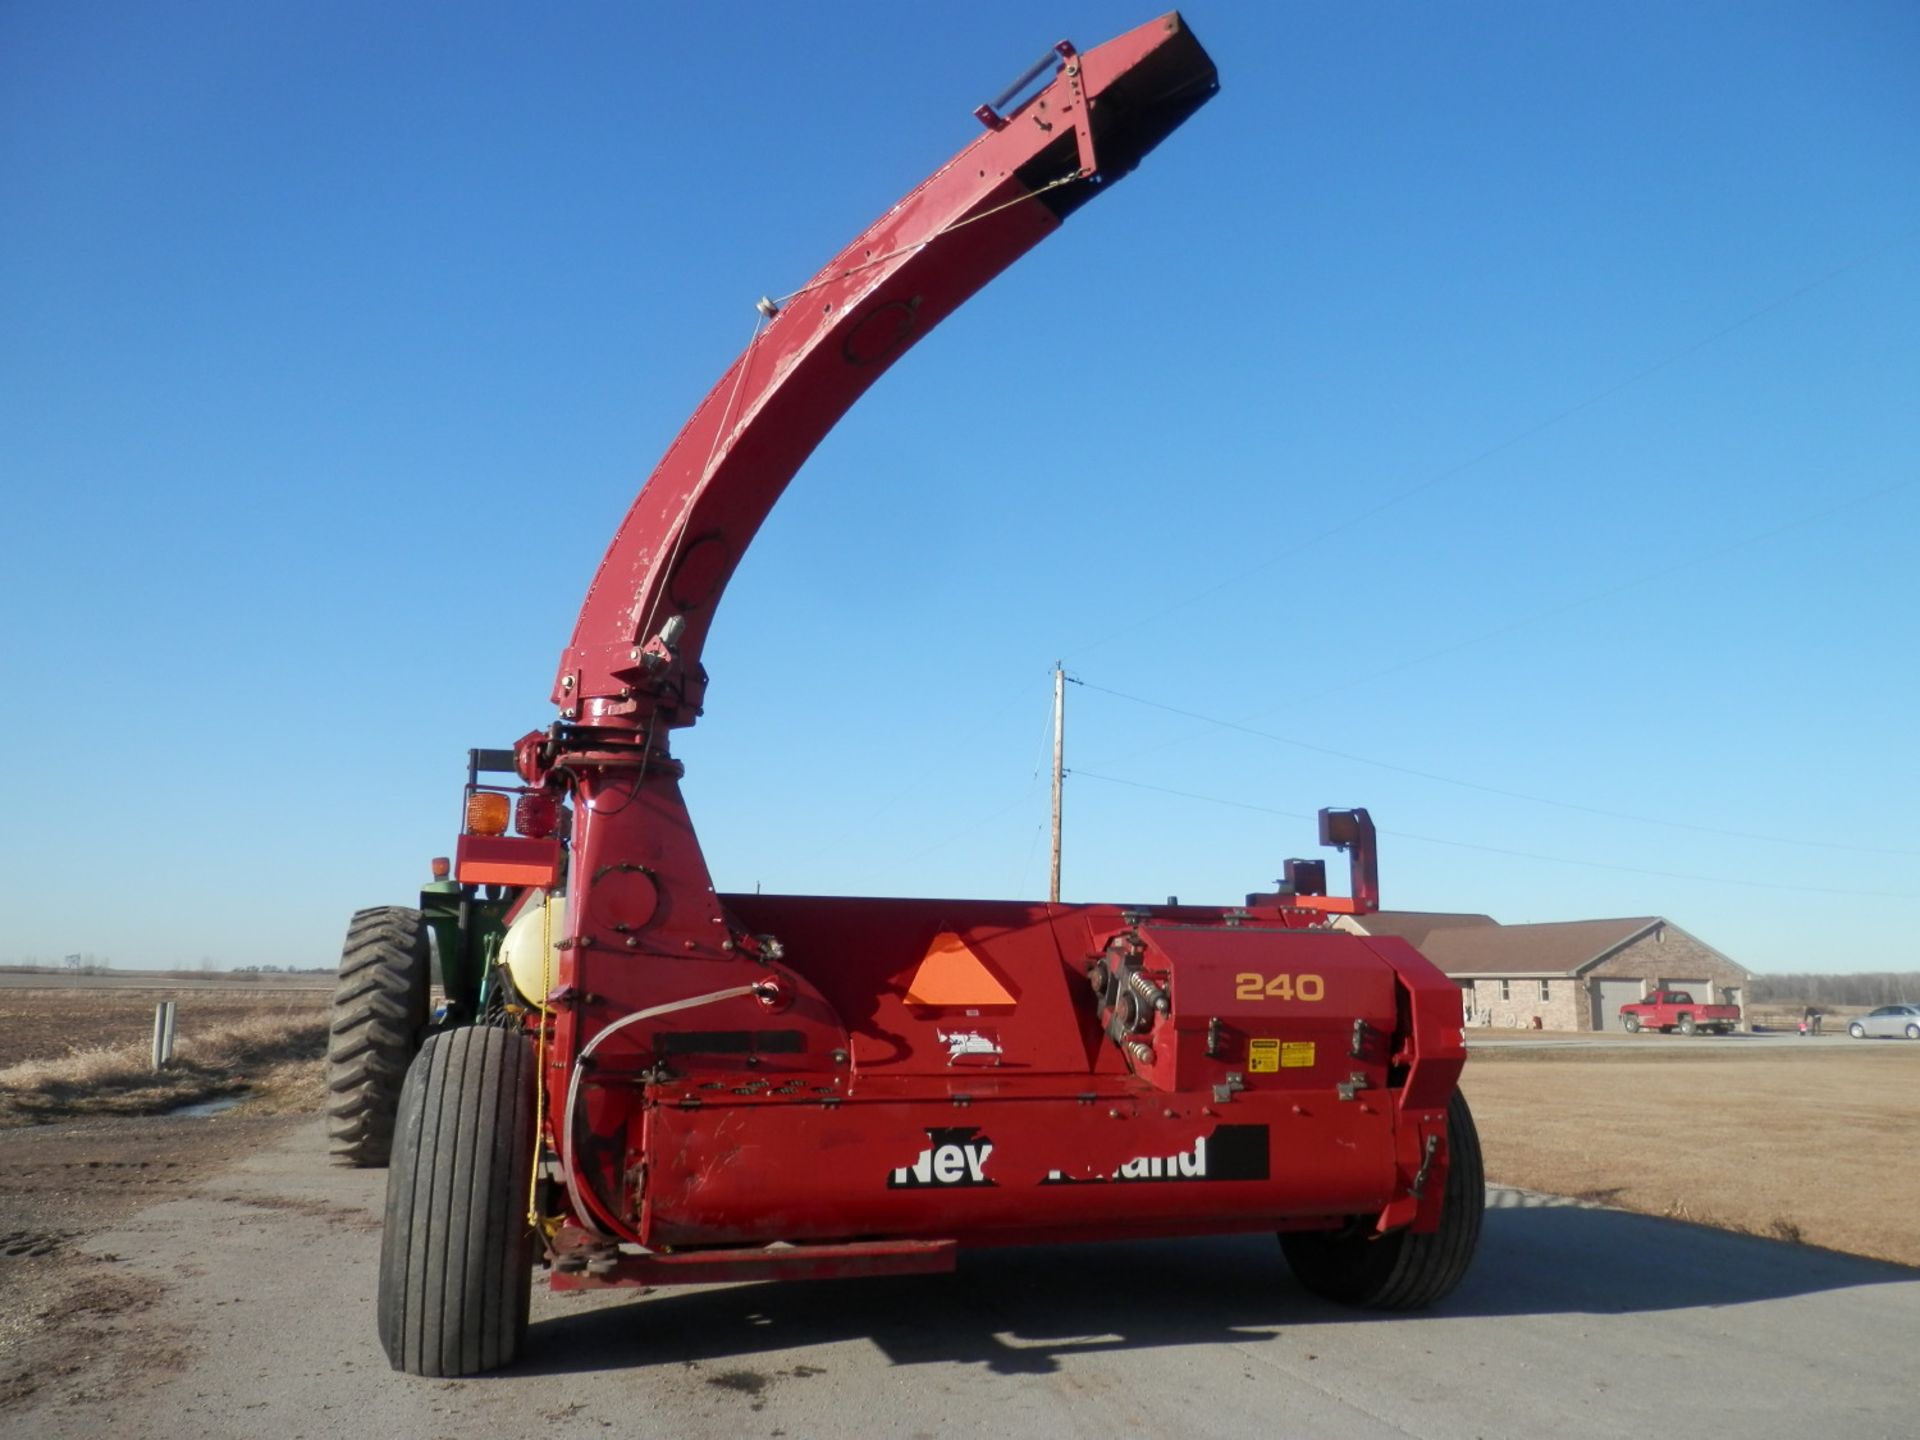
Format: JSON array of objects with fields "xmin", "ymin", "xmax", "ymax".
[
  {"xmin": 1470, "ymin": 1030, "xmax": 1870, "ymax": 1051},
  {"xmin": 13, "ymin": 1119, "xmax": 1914, "ymax": 1439}
]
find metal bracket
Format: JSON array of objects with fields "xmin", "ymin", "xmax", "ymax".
[
  {"xmin": 1409, "ymin": 1133, "xmax": 1441, "ymax": 1198},
  {"xmin": 1336, "ymin": 1071, "xmax": 1369, "ymax": 1101},
  {"xmin": 1211, "ymin": 1071, "xmax": 1245, "ymax": 1104},
  {"xmin": 1350, "ymin": 1018, "xmax": 1373, "ymax": 1060},
  {"xmin": 975, "ymin": 39, "xmax": 1077, "ymax": 132}
]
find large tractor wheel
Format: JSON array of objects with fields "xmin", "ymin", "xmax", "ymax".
[
  {"xmin": 378, "ymin": 1025, "xmax": 536, "ymax": 1377},
  {"xmin": 327, "ymin": 906, "xmax": 431, "ymax": 1167},
  {"xmin": 1280, "ymin": 1089, "xmax": 1485, "ymax": 1310}
]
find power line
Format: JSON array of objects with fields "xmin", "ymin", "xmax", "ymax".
[
  {"xmin": 1058, "ymin": 220, "xmax": 1920, "ymax": 665},
  {"xmin": 1069, "ymin": 769, "xmax": 1918, "ymax": 902},
  {"xmin": 1073, "ymin": 676, "xmax": 1920, "ymax": 859},
  {"xmin": 1263, "ymin": 476, "xmax": 1913, "ymax": 713}
]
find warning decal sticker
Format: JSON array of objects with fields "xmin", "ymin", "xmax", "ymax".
[
  {"xmin": 1281, "ymin": 1041, "xmax": 1315, "ymax": 1068},
  {"xmin": 1248, "ymin": 1038, "xmax": 1280, "ymax": 1073}
]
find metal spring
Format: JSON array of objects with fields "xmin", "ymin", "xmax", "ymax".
[{"xmin": 1125, "ymin": 968, "xmax": 1168, "ymax": 1017}]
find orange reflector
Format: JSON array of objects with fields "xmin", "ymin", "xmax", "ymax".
[
  {"xmin": 466, "ymin": 791, "xmax": 510, "ymax": 836},
  {"xmin": 904, "ymin": 932, "xmax": 1016, "ymax": 1007}
]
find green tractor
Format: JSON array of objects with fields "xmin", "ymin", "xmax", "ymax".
[{"xmin": 325, "ymin": 748, "xmax": 528, "ymax": 1166}]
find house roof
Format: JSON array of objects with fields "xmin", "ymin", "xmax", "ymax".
[
  {"xmin": 1412, "ymin": 917, "xmax": 1661, "ymax": 977},
  {"xmin": 1342, "ymin": 911, "xmax": 1498, "ymax": 950},
  {"xmin": 1348, "ymin": 911, "xmax": 1748, "ymax": 979}
]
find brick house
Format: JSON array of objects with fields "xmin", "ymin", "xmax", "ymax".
[{"xmin": 1336, "ymin": 912, "xmax": 1751, "ymax": 1032}]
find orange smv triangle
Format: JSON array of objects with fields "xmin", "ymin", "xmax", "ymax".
[{"xmin": 903, "ymin": 931, "xmax": 1017, "ymax": 1007}]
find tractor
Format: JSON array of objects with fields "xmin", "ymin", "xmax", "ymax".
[{"xmin": 325, "ymin": 12, "xmax": 1484, "ymax": 1378}]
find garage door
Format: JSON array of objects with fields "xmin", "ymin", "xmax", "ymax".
[
  {"xmin": 1594, "ymin": 978, "xmax": 1644, "ymax": 1030},
  {"xmin": 1666, "ymin": 978, "xmax": 1710, "ymax": 1004}
]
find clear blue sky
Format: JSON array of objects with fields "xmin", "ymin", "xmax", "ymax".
[{"xmin": 3, "ymin": 2, "xmax": 1915, "ymax": 974}]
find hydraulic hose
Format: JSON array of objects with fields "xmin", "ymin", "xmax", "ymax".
[{"xmin": 560, "ymin": 985, "xmax": 761, "ymax": 1239}]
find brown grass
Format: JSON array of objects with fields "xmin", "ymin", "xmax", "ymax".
[
  {"xmin": 0, "ymin": 1013, "xmax": 328, "ymax": 1126},
  {"xmin": 0, "ymin": 986, "xmax": 328, "ymax": 1067},
  {"xmin": 1464, "ymin": 1044, "xmax": 1920, "ymax": 1267}
]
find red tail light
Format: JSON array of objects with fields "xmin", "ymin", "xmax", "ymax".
[{"xmin": 515, "ymin": 791, "xmax": 560, "ymax": 840}]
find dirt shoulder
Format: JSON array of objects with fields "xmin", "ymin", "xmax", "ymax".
[
  {"xmin": 1464, "ymin": 1041, "xmax": 1920, "ymax": 1267},
  {"xmin": 0, "ymin": 1111, "xmax": 310, "ymax": 1414}
]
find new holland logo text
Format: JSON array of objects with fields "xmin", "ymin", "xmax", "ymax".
[
  {"xmin": 1040, "ymin": 1124, "xmax": 1270, "ymax": 1185},
  {"xmin": 887, "ymin": 1126, "xmax": 996, "ymax": 1188}
]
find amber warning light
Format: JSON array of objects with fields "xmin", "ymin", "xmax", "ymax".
[{"xmin": 466, "ymin": 792, "xmax": 511, "ymax": 837}]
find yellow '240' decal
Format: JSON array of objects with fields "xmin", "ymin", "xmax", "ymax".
[{"xmin": 1234, "ymin": 973, "xmax": 1326, "ymax": 1002}]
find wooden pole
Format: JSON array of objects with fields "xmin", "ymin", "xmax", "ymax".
[{"xmin": 1050, "ymin": 663, "xmax": 1065, "ymax": 904}]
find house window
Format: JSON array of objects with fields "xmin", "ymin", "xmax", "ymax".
[
  {"xmin": 1539, "ymin": 980, "xmax": 1552, "ymax": 1001},
  {"xmin": 1500, "ymin": 980, "xmax": 1511, "ymax": 1002}
]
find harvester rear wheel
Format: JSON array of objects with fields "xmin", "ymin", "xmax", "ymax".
[
  {"xmin": 327, "ymin": 905, "xmax": 431, "ymax": 1166},
  {"xmin": 1279, "ymin": 1088, "xmax": 1484, "ymax": 1310},
  {"xmin": 378, "ymin": 1025, "xmax": 536, "ymax": 1377}
]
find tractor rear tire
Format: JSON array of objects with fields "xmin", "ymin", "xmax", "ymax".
[
  {"xmin": 1280, "ymin": 1089, "xmax": 1485, "ymax": 1310},
  {"xmin": 378, "ymin": 1025, "xmax": 536, "ymax": 1377},
  {"xmin": 327, "ymin": 906, "xmax": 432, "ymax": 1167}
]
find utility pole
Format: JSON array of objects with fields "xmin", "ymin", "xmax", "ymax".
[{"xmin": 1050, "ymin": 662, "xmax": 1065, "ymax": 904}]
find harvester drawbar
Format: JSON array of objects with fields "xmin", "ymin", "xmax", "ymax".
[{"xmin": 328, "ymin": 13, "xmax": 1484, "ymax": 1378}]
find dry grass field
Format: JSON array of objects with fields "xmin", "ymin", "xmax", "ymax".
[
  {"xmin": 0, "ymin": 985, "xmax": 327, "ymax": 1067},
  {"xmin": 0, "ymin": 987, "xmax": 330, "ymax": 1124},
  {"xmin": 1465, "ymin": 1042, "xmax": 1920, "ymax": 1267}
]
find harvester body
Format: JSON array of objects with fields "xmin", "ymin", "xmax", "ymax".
[{"xmin": 355, "ymin": 13, "xmax": 1483, "ymax": 1374}]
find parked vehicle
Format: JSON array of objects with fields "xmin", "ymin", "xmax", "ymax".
[
  {"xmin": 1619, "ymin": 989, "xmax": 1740, "ymax": 1035},
  {"xmin": 328, "ymin": 16, "xmax": 1487, "ymax": 1380},
  {"xmin": 1847, "ymin": 1005, "xmax": 1920, "ymax": 1040}
]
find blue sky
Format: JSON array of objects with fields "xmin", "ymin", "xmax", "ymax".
[{"xmin": 2, "ymin": 2, "xmax": 1915, "ymax": 974}]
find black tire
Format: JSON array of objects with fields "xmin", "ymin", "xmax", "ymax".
[
  {"xmin": 1849, "ymin": 1022, "xmax": 1865, "ymax": 1039},
  {"xmin": 328, "ymin": 906, "xmax": 432, "ymax": 1166},
  {"xmin": 1280, "ymin": 1089, "xmax": 1485, "ymax": 1310},
  {"xmin": 1906, "ymin": 1024, "xmax": 1919, "ymax": 1041},
  {"xmin": 1622, "ymin": 1015, "xmax": 1640, "ymax": 1033},
  {"xmin": 378, "ymin": 1026, "xmax": 537, "ymax": 1378},
  {"xmin": 1678, "ymin": 1015, "xmax": 1697, "ymax": 1036}
]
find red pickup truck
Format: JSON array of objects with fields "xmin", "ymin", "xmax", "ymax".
[{"xmin": 1620, "ymin": 989, "xmax": 1741, "ymax": 1035}]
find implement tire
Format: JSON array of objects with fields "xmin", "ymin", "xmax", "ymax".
[
  {"xmin": 1280, "ymin": 1089, "xmax": 1485, "ymax": 1310},
  {"xmin": 327, "ymin": 906, "xmax": 431, "ymax": 1167},
  {"xmin": 378, "ymin": 1026, "xmax": 536, "ymax": 1377}
]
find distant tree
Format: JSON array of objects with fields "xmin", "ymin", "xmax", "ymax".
[{"xmin": 1751, "ymin": 972, "xmax": 1920, "ymax": 1007}]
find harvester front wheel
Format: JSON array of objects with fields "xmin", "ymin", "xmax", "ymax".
[
  {"xmin": 327, "ymin": 905, "xmax": 431, "ymax": 1166},
  {"xmin": 378, "ymin": 1025, "xmax": 536, "ymax": 1377},
  {"xmin": 1280, "ymin": 1088, "xmax": 1484, "ymax": 1310}
]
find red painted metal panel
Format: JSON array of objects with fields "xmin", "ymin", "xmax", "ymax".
[
  {"xmin": 453, "ymin": 834, "xmax": 561, "ymax": 887},
  {"xmin": 639, "ymin": 1091, "xmax": 1395, "ymax": 1249}
]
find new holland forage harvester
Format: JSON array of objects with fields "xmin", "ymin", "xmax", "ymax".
[{"xmin": 326, "ymin": 13, "xmax": 1484, "ymax": 1378}]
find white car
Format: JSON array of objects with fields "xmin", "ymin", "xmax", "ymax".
[{"xmin": 1847, "ymin": 1004, "xmax": 1920, "ymax": 1040}]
